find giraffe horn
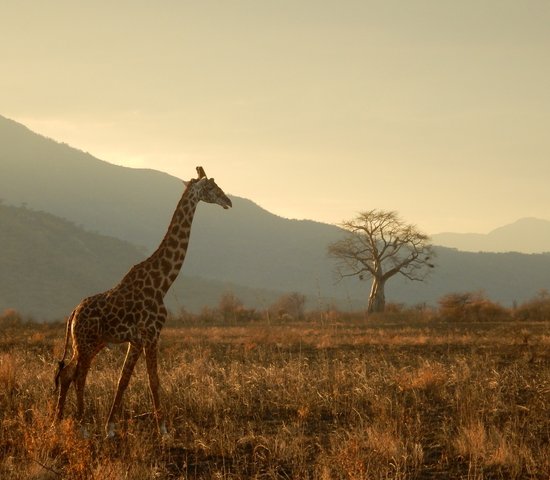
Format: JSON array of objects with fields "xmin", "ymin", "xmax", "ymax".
[{"xmin": 196, "ymin": 166, "xmax": 207, "ymax": 179}]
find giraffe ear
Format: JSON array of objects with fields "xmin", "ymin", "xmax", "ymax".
[{"xmin": 182, "ymin": 180, "xmax": 190, "ymax": 188}]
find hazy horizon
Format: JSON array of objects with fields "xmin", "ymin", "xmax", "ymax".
[{"xmin": 2, "ymin": 1, "xmax": 549, "ymax": 234}]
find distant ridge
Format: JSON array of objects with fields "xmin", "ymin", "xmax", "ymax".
[
  {"xmin": 1, "ymin": 114, "xmax": 549, "ymax": 318},
  {"xmin": 0, "ymin": 114, "xmax": 180, "ymax": 249},
  {"xmin": 0, "ymin": 203, "xmax": 287, "ymax": 319},
  {"xmin": 0, "ymin": 114, "xmax": 351, "ymax": 307},
  {"xmin": 432, "ymin": 217, "xmax": 550, "ymax": 253},
  {"xmin": 0, "ymin": 202, "xmax": 142, "ymax": 319}
]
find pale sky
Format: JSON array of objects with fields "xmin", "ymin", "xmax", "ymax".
[{"xmin": 2, "ymin": 1, "xmax": 549, "ymax": 234}]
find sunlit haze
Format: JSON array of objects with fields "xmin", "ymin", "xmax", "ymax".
[{"xmin": 2, "ymin": 1, "xmax": 549, "ymax": 234}]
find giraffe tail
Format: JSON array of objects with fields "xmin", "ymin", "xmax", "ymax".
[{"xmin": 54, "ymin": 309, "xmax": 75, "ymax": 392}]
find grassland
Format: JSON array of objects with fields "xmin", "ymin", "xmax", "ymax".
[{"xmin": 1, "ymin": 315, "xmax": 549, "ymax": 479}]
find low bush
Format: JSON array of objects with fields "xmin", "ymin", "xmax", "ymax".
[{"xmin": 438, "ymin": 291, "xmax": 510, "ymax": 322}]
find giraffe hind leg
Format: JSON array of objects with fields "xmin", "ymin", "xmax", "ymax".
[
  {"xmin": 54, "ymin": 359, "xmax": 77, "ymax": 421},
  {"xmin": 145, "ymin": 343, "xmax": 167, "ymax": 436},
  {"xmin": 74, "ymin": 356, "xmax": 93, "ymax": 425}
]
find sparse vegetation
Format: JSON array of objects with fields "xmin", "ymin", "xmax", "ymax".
[
  {"xmin": 1, "ymin": 305, "xmax": 549, "ymax": 479},
  {"xmin": 269, "ymin": 292, "xmax": 307, "ymax": 322},
  {"xmin": 514, "ymin": 289, "xmax": 550, "ymax": 322},
  {"xmin": 438, "ymin": 291, "xmax": 510, "ymax": 323}
]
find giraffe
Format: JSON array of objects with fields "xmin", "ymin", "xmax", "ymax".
[{"xmin": 53, "ymin": 166, "xmax": 232, "ymax": 438}]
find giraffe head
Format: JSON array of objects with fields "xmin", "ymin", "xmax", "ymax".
[{"xmin": 185, "ymin": 166, "xmax": 232, "ymax": 209}]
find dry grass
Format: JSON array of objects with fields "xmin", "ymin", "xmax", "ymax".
[{"xmin": 1, "ymin": 317, "xmax": 549, "ymax": 479}]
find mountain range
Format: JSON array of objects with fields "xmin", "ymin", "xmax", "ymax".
[
  {"xmin": 0, "ymin": 202, "xmax": 291, "ymax": 320},
  {"xmin": 1, "ymin": 114, "xmax": 549, "ymax": 320},
  {"xmin": 432, "ymin": 218, "xmax": 550, "ymax": 253}
]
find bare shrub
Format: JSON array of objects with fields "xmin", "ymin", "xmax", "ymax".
[
  {"xmin": 166, "ymin": 306, "xmax": 197, "ymax": 326},
  {"xmin": 0, "ymin": 309, "xmax": 23, "ymax": 328},
  {"xmin": 218, "ymin": 293, "xmax": 259, "ymax": 324},
  {"xmin": 269, "ymin": 292, "xmax": 307, "ymax": 321},
  {"xmin": 217, "ymin": 291, "xmax": 244, "ymax": 323},
  {"xmin": 514, "ymin": 289, "xmax": 550, "ymax": 321},
  {"xmin": 438, "ymin": 291, "xmax": 509, "ymax": 322}
]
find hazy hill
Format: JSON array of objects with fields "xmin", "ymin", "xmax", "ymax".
[
  {"xmin": 0, "ymin": 203, "xmax": 286, "ymax": 319},
  {"xmin": 1, "ymin": 114, "xmax": 549, "ymax": 316},
  {"xmin": 0, "ymin": 203, "xmax": 143, "ymax": 319},
  {"xmin": 0, "ymin": 115, "xmax": 352, "ymax": 306},
  {"xmin": 0, "ymin": 115, "xmax": 179, "ymax": 249},
  {"xmin": 432, "ymin": 217, "xmax": 550, "ymax": 253},
  {"xmin": 391, "ymin": 247, "xmax": 550, "ymax": 307},
  {"xmin": 2, "ymin": 198, "xmax": 549, "ymax": 321}
]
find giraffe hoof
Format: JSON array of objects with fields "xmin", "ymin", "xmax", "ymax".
[
  {"xmin": 160, "ymin": 431, "xmax": 173, "ymax": 445},
  {"xmin": 79, "ymin": 425, "xmax": 90, "ymax": 439},
  {"xmin": 105, "ymin": 422, "xmax": 117, "ymax": 439}
]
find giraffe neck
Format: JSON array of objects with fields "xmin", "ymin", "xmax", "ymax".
[{"xmin": 116, "ymin": 184, "xmax": 200, "ymax": 298}]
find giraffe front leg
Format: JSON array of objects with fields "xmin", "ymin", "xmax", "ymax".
[
  {"xmin": 144, "ymin": 344, "xmax": 167, "ymax": 436},
  {"xmin": 106, "ymin": 343, "xmax": 141, "ymax": 438}
]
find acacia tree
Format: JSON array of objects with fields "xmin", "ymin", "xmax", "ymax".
[{"xmin": 328, "ymin": 210, "xmax": 434, "ymax": 314}]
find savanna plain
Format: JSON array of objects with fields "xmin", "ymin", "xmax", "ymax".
[{"xmin": 1, "ymin": 306, "xmax": 549, "ymax": 480}]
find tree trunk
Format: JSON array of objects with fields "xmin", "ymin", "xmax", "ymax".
[{"xmin": 368, "ymin": 276, "xmax": 386, "ymax": 314}]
